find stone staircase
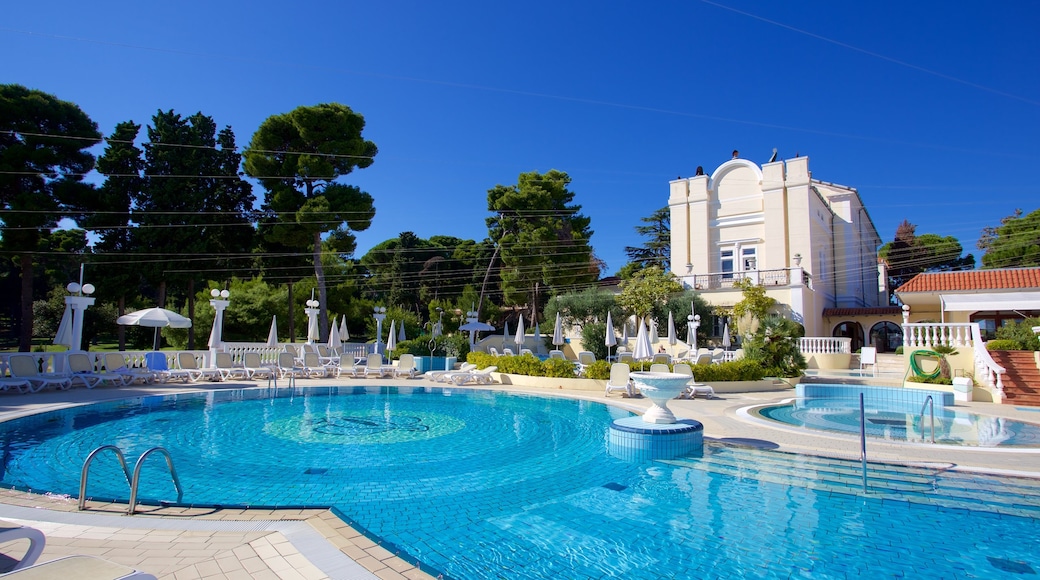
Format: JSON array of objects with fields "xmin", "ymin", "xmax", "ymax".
[
  {"xmin": 989, "ymin": 350, "xmax": 1040, "ymax": 407},
  {"xmin": 802, "ymin": 353, "xmax": 905, "ymax": 386}
]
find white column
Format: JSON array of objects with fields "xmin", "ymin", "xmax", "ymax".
[{"xmin": 208, "ymin": 291, "xmax": 230, "ymax": 366}]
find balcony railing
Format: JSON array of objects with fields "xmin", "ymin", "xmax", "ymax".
[
  {"xmin": 688, "ymin": 268, "xmax": 812, "ymax": 291},
  {"xmin": 799, "ymin": 337, "xmax": 851, "ymax": 355}
]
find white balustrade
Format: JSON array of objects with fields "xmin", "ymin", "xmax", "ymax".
[
  {"xmin": 902, "ymin": 323, "xmax": 974, "ymax": 349},
  {"xmin": 969, "ymin": 324, "xmax": 1005, "ymax": 395},
  {"xmin": 798, "ymin": 337, "xmax": 851, "ymax": 355}
]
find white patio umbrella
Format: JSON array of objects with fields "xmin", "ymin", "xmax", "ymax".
[
  {"xmin": 632, "ymin": 318, "xmax": 653, "ymax": 361},
  {"xmin": 514, "ymin": 315, "xmax": 526, "ymax": 351},
  {"xmin": 722, "ymin": 320, "xmax": 732, "ymax": 350},
  {"xmin": 502, "ymin": 320, "xmax": 510, "ymax": 346},
  {"xmin": 552, "ymin": 312, "xmax": 565, "ymax": 348},
  {"xmin": 339, "ymin": 317, "xmax": 349, "ymax": 342},
  {"xmin": 621, "ymin": 319, "xmax": 629, "ymax": 347},
  {"xmin": 649, "ymin": 319, "xmax": 660, "ymax": 346},
  {"xmin": 398, "ymin": 320, "xmax": 406, "ymax": 343},
  {"xmin": 687, "ymin": 315, "xmax": 697, "ymax": 351},
  {"xmin": 605, "ymin": 311, "xmax": 617, "ymax": 359},
  {"xmin": 532, "ymin": 315, "xmax": 543, "ymax": 354},
  {"xmin": 53, "ymin": 305, "xmax": 73, "ymax": 347},
  {"xmin": 117, "ymin": 307, "xmax": 192, "ymax": 349},
  {"xmin": 306, "ymin": 310, "xmax": 320, "ymax": 344},
  {"xmin": 386, "ymin": 320, "xmax": 398, "ymax": 352},
  {"xmin": 667, "ymin": 311, "xmax": 677, "ymax": 353},
  {"xmin": 266, "ymin": 316, "xmax": 278, "ymax": 347},
  {"xmin": 327, "ymin": 316, "xmax": 341, "ymax": 350}
]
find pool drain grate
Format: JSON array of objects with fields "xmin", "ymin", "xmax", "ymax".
[
  {"xmin": 602, "ymin": 482, "xmax": 627, "ymax": 492},
  {"xmin": 304, "ymin": 468, "xmax": 328, "ymax": 475},
  {"xmin": 987, "ymin": 556, "xmax": 1035, "ymax": 574}
]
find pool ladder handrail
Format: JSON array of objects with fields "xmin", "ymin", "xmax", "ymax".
[
  {"xmin": 79, "ymin": 445, "xmax": 184, "ymax": 514},
  {"xmin": 919, "ymin": 395, "xmax": 935, "ymax": 444}
]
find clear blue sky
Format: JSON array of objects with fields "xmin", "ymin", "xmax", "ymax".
[{"xmin": 4, "ymin": 1, "xmax": 1038, "ymax": 275}]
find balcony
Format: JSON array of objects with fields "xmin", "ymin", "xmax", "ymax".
[{"xmin": 686, "ymin": 268, "xmax": 812, "ymax": 291}]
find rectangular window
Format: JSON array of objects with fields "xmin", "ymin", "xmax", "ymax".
[
  {"xmin": 742, "ymin": 247, "xmax": 757, "ymax": 271},
  {"xmin": 721, "ymin": 249, "xmax": 734, "ymax": 279}
]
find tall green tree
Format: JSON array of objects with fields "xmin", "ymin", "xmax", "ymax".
[
  {"xmin": 88, "ymin": 121, "xmax": 144, "ymax": 348},
  {"xmin": 879, "ymin": 220, "xmax": 974, "ymax": 291},
  {"xmin": 132, "ymin": 110, "xmax": 255, "ymax": 348},
  {"xmin": 0, "ymin": 85, "xmax": 101, "ymax": 350},
  {"xmin": 978, "ymin": 208, "xmax": 1040, "ymax": 269},
  {"xmin": 616, "ymin": 266, "xmax": 682, "ymax": 321},
  {"xmin": 244, "ymin": 103, "xmax": 377, "ymax": 340},
  {"xmin": 623, "ymin": 206, "xmax": 670, "ymax": 272},
  {"xmin": 486, "ymin": 170, "xmax": 598, "ymax": 320}
]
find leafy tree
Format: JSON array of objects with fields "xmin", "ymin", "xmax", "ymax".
[
  {"xmin": 89, "ymin": 121, "xmax": 145, "ymax": 348},
  {"xmin": 486, "ymin": 170, "xmax": 598, "ymax": 320},
  {"xmin": 545, "ymin": 288, "xmax": 619, "ymax": 330},
  {"xmin": 0, "ymin": 84, "xmax": 101, "ymax": 350},
  {"xmin": 623, "ymin": 206, "xmax": 670, "ymax": 272},
  {"xmin": 244, "ymin": 103, "xmax": 377, "ymax": 341},
  {"xmin": 879, "ymin": 220, "xmax": 974, "ymax": 290},
  {"xmin": 131, "ymin": 111, "xmax": 256, "ymax": 348},
  {"xmin": 978, "ymin": 208, "xmax": 1040, "ymax": 269},
  {"xmin": 731, "ymin": 278, "xmax": 778, "ymax": 335},
  {"xmin": 616, "ymin": 266, "xmax": 682, "ymax": 321}
]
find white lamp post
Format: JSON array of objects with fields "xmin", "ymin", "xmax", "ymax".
[
  {"xmin": 687, "ymin": 313, "xmax": 700, "ymax": 352},
  {"xmin": 373, "ymin": 306, "xmax": 387, "ymax": 354},
  {"xmin": 901, "ymin": 304, "xmax": 911, "ymax": 349},
  {"xmin": 305, "ymin": 296, "xmax": 320, "ymax": 344},
  {"xmin": 64, "ymin": 265, "xmax": 96, "ymax": 352},
  {"xmin": 208, "ymin": 288, "xmax": 230, "ymax": 365}
]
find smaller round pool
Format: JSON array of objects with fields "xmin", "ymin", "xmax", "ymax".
[{"xmin": 752, "ymin": 396, "xmax": 1040, "ymax": 448}]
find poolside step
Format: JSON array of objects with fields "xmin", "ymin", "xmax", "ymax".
[
  {"xmin": 662, "ymin": 444, "xmax": 1040, "ymax": 519},
  {"xmin": 989, "ymin": 351, "xmax": 1040, "ymax": 407}
]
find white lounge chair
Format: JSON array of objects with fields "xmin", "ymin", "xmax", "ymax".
[
  {"xmin": 363, "ymin": 353, "xmax": 390, "ymax": 378},
  {"xmin": 693, "ymin": 352, "xmax": 713, "ymax": 366},
  {"xmin": 0, "ymin": 519, "xmax": 45, "ymax": 570},
  {"xmin": 2, "ymin": 555, "xmax": 156, "ymax": 579},
  {"xmin": 604, "ymin": 362, "xmax": 634, "ymax": 397},
  {"xmin": 617, "ymin": 352, "xmax": 634, "ymax": 364},
  {"xmin": 576, "ymin": 351, "xmax": 596, "ymax": 375},
  {"xmin": 649, "ymin": 363, "xmax": 671, "ymax": 374},
  {"xmin": 104, "ymin": 353, "xmax": 156, "ymax": 384},
  {"xmin": 316, "ymin": 345, "xmax": 341, "ymax": 366},
  {"xmin": 8, "ymin": 354, "xmax": 71, "ymax": 392},
  {"xmin": 241, "ymin": 352, "xmax": 275, "ymax": 381},
  {"xmin": 212, "ymin": 352, "xmax": 249, "ymax": 381},
  {"xmin": 488, "ymin": 347, "xmax": 500, "ymax": 356},
  {"xmin": 67, "ymin": 353, "xmax": 124, "ymax": 388},
  {"xmin": 502, "ymin": 348, "xmax": 515, "ymax": 356},
  {"xmin": 672, "ymin": 364, "xmax": 716, "ymax": 399},
  {"xmin": 394, "ymin": 354, "xmax": 418, "ymax": 378},
  {"xmin": 424, "ymin": 363, "xmax": 476, "ymax": 382},
  {"xmin": 652, "ymin": 353, "xmax": 672, "ymax": 364},
  {"xmin": 449, "ymin": 366, "xmax": 498, "ymax": 385},
  {"xmin": 520, "ymin": 348, "xmax": 534, "ymax": 356},
  {"xmin": 0, "ymin": 377, "xmax": 32, "ymax": 394},
  {"xmin": 276, "ymin": 352, "xmax": 305, "ymax": 380},
  {"xmin": 170, "ymin": 352, "xmax": 215, "ymax": 383},
  {"xmin": 301, "ymin": 353, "xmax": 331, "ymax": 378},
  {"xmin": 548, "ymin": 350, "xmax": 566, "ymax": 360}
]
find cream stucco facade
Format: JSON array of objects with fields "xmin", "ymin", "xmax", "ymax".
[{"xmin": 669, "ymin": 155, "xmax": 886, "ymax": 336}]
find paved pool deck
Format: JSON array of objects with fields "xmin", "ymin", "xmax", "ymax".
[{"xmin": 0, "ymin": 375, "xmax": 1037, "ymax": 578}]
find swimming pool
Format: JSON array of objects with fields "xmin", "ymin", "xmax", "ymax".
[
  {"xmin": 1, "ymin": 386, "xmax": 1038, "ymax": 578},
  {"xmin": 751, "ymin": 384, "xmax": 1040, "ymax": 447}
]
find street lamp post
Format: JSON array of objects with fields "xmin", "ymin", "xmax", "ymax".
[
  {"xmin": 687, "ymin": 313, "xmax": 700, "ymax": 352},
  {"xmin": 64, "ymin": 265, "xmax": 96, "ymax": 352},
  {"xmin": 208, "ymin": 289, "xmax": 230, "ymax": 365},
  {"xmin": 373, "ymin": 306, "xmax": 387, "ymax": 354}
]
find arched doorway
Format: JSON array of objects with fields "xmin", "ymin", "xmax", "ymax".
[
  {"xmin": 833, "ymin": 321, "xmax": 864, "ymax": 353},
  {"xmin": 869, "ymin": 321, "xmax": 903, "ymax": 353}
]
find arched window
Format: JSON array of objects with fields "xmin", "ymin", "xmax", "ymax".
[
  {"xmin": 832, "ymin": 321, "xmax": 864, "ymax": 353},
  {"xmin": 869, "ymin": 321, "xmax": 903, "ymax": 353}
]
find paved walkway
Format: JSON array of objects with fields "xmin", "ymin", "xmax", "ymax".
[{"xmin": 0, "ymin": 375, "xmax": 1037, "ymax": 578}]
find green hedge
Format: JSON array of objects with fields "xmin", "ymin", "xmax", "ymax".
[
  {"xmin": 466, "ymin": 353, "xmax": 767, "ymax": 382},
  {"xmin": 986, "ymin": 339, "xmax": 1023, "ymax": 351},
  {"xmin": 584, "ymin": 360, "xmax": 612, "ymax": 380}
]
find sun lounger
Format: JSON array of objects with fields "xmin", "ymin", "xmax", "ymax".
[
  {"xmin": 7, "ymin": 354, "xmax": 71, "ymax": 392},
  {"xmin": 394, "ymin": 354, "xmax": 418, "ymax": 378},
  {"xmin": 604, "ymin": 362, "xmax": 634, "ymax": 397},
  {"xmin": 67, "ymin": 353, "xmax": 125, "ymax": 388},
  {"xmin": 0, "ymin": 377, "xmax": 32, "ymax": 394},
  {"xmin": 104, "ymin": 353, "xmax": 156, "ymax": 384},
  {"xmin": 448, "ymin": 366, "xmax": 498, "ymax": 385},
  {"xmin": 363, "ymin": 353, "xmax": 390, "ymax": 378},
  {"xmin": 0, "ymin": 520, "xmax": 45, "ymax": 570},
  {"xmin": 424, "ymin": 363, "xmax": 476, "ymax": 382},
  {"xmin": 168, "ymin": 352, "xmax": 215, "ymax": 383},
  {"xmin": 212, "ymin": 352, "xmax": 249, "ymax": 381},
  {"xmin": 241, "ymin": 352, "xmax": 275, "ymax": 381},
  {"xmin": 276, "ymin": 352, "xmax": 305, "ymax": 380},
  {"xmin": 672, "ymin": 364, "xmax": 716, "ymax": 399},
  {"xmin": 301, "ymin": 353, "xmax": 331, "ymax": 378},
  {"xmin": 2, "ymin": 555, "xmax": 156, "ymax": 579}
]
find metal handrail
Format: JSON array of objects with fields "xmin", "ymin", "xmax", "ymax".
[
  {"xmin": 128, "ymin": 447, "xmax": 184, "ymax": 515},
  {"xmin": 919, "ymin": 396, "xmax": 935, "ymax": 444},
  {"xmin": 79, "ymin": 445, "xmax": 132, "ymax": 510}
]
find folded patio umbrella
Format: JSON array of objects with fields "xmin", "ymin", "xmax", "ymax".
[
  {"xmin": 266, "ymin": 316, "xmax": 278, "ymax": 347},
  {"xmin": 605, "ymin": 311, "xmax": 617, "ymax": 358}
]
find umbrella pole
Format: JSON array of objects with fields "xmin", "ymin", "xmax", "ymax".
[{"xmin": 153, "ymin": 327, "xmax": 160, "ymax": 351}]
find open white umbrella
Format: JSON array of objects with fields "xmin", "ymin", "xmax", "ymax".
[
  {"xmin": 266, "ymin": 316, "xmax": 278, "ymax": 347},
  {"xmin": 387, "ymin": 320, "xmax": 398, "ymax": 352},
  {"xmin": 398, "ymin": 320, "xmax": 406, "ymax": 343},
  {"xmin": 117, "ymin": 307, "xmax": 192, "ymax": 349},
  {"xmin": 458, "ymin": 320, "xmax": 495, "ymax": 332},
  {"xmin": 53, "ymin": 305, "xmax": 73, "ymax": 348},
  {"xmin": 632, "ymin": 318, "xmax": 653, "ymax": 360},
  {"xmin": 605, "ymin": 311, "xmax": 617, "ymax": 359},
  {"xmin": 339, "ymin": 317, "xmax": 349, "ymax": 342},
  {"xmin": 552, "ymin": 312, "xmax": 564, "ymax": 347},
  {"xmin": 514, "ymin": 315, "xmax": 526, "ymax": 351},
  {"xmin": 722, "ymin": 320, "xmax": 731, "ymax": 350}
]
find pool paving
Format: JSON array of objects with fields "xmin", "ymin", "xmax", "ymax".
[{"xmin": 0, "ymin": 375, "xmax": 1037, "ymax": 578}]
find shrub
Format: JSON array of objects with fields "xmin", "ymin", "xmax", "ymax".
[
  {"xmin": 742, "ymin": 317, "xmax": 807, "ymax": 377},
  {"xmin": 580, "ymin": 322, "xmax": 609, "ymax": 361},
  {"xmin": 907, "ymin": 375, "xmax": 953, "ymax": 385},
  {"xmin": 502, "ymin": 354, "xmax": 546, "ymax": 376},
  {"xmin": 583, "ymin": 360, "xmax": 612, "ymax": 380},
  {"xmin": 994, "ymin": 319, "xmax": 1040, "ymax": 351},
  {"xmin": 466, "ymin": 351, "xmax": 497, "ymax": 369},
  {"xmin": 894, "ymin": 346, "xmax": 904, "ymax": 355},
  {"xmin": 543, "ymin": 358, "xmax": 578, "ymax": 378},
  {"xmin": 986, "ymin": 339, "xmax": 1022, "ymax": 351},
  {"xmin": 688, "ymin": 359, "xmax": 766, "ymax": 382}
]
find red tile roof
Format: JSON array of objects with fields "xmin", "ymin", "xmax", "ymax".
[
  {"xmin": 822, "ymin": 307, "xmax": 903, "ymax": 317},
  {"xmin": 896, "ymin": 268, "xmax": 1040, "ymax": 293}
]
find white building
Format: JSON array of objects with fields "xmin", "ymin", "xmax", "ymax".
[{"xmin": 668, "ymin": 153, "xmax": 887, "ymax": 337}]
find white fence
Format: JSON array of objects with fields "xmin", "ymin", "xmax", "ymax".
[
  {"xmin": 798, "ymin": 337, "xmax": 851, "ymax": 355},
  {"xmin": 903, "ymin": 322, "xmax": 1004, "ymax": 394}
]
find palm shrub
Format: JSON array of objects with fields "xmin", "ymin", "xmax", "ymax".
[
  {"xmin": 931, "ymin": 344, "xmax": 959, "ymax": 379},
  {"xmin": 742, "ymin": 317, "xmax": 807, "ymax": 378}
]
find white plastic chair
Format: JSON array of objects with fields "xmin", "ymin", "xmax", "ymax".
[
  {"xmin": 860, "ymin": 347, "xmax": 877, "ymax": 377},
  {"xmin": 604, "ymin": 362, "xmax": 634, "ymax": 397}
]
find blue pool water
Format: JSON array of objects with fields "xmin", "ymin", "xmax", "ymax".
[
  {"xmin": 1, "ymin": 386, "xmax": 1039, "ymax": 579},
  {"xmin": 754, "ymin": 384, "xmax": 1040, "ymax": 447}
]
